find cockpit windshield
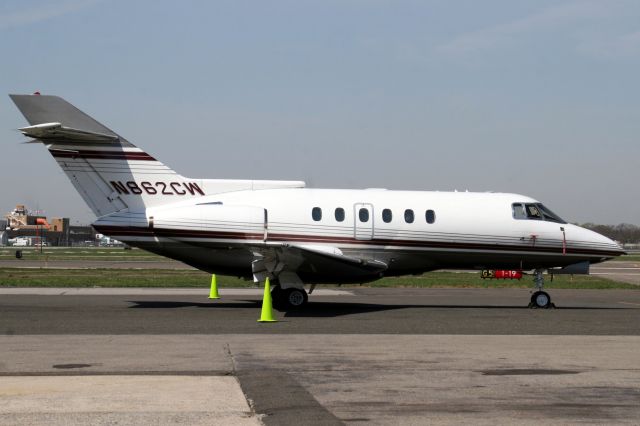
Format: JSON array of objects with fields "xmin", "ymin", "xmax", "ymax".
[{"xmin": 512, "ymin": 203, "xmax": 566, "ymax": 224}]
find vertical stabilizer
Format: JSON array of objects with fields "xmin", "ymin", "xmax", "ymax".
[
  {"xmin": 10, "ymin": 94, "xmax": 306, "ymax": 220},
  {"xmin": 10, "ymin": 94, "xmax": 204, "ymax": 217}
]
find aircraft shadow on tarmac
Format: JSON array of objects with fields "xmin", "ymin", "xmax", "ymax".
[
  {"xmin": 128, "ymin": 301, "xmax": 258, "ymax": 309},
  {"xmin": 280, "ymin": 302, "xmax": 624, "ymax": 317},
  {"xmin": 126, "ymin": 300, "xmax": 624, "ymax": 318}
]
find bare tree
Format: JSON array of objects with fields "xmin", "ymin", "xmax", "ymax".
[{"xmin": 578, "ymin": 223, "xmax": 640, "ymax": 244}]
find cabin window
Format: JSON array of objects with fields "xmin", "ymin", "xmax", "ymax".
[
  {"xmin": 425, "ymin": 209, "xmax": 436, "ymax": 224},
  {"xmin": 359, "ymin": 208, "xmax": 370, "ymax": 223},
  {"xmin": 312, "ymin": 207, "xmax": 322, "ymax": 221},
  {"xmin": 404, "ymin": 209, "xmax": 414, "ymax": 223},
  {"xmin": 382, "ymin": 209, "xmax": 392, "ymax": 223},
  {"xmin": 335, "ymin": 207, "xmax": 345, "ymax": 222}
]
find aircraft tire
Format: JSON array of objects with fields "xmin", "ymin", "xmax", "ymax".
[
  {"xmin": 531, "ymin": 291, "xmax": 552, "ymax": 309},
  {"xmin": 271, "ymin": 285, "xmax": 284, "ymax": 310},
  {"xmin": 280, "ymin": 287, "xmax": 308, "ymax": 311}
]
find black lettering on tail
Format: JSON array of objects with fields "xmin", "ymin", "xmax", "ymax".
[
  {"xmin": 111, "ymin": 181, "xmax": 129, "ymax": 194},
  {"xmin": 184, "ymin": 182, "xmax": 205, "ymax": 196}
]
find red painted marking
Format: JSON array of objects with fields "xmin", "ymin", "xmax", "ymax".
[{"xmin": 50, "ymin": 149, "xmax": 156, "ymax": 161}]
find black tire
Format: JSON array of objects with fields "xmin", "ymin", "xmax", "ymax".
[
  {"xmin": 270, "ymin": 285, "xmax": 283, "ymax": 310},
  {"xmin": 531, "ymin": 291, "xmax": 552, "ymax": 309},
  {"xmin": 280, "ymin": 287, "xmax": 308, "ymax": 311}
]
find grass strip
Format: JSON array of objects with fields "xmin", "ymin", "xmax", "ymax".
[
  {"xmin": 0, "ymin": 268, "xmax": 637, "ymax": 289},
  {"xmin": 610, "ymin": 255, "xmax": 640, "ymax": 262},
  {"xmin": 0, "ymin": 247, "xmax": 164, "ymax": 261}
]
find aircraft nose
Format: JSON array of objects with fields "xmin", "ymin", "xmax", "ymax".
[{"xmin": 570, "ymin": 224, "xmax": 626, "ymax": 256}]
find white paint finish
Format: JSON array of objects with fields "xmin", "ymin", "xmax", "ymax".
[{"xmin": 178, "ymin": 187, "xmax": 620, "ymax": 254}]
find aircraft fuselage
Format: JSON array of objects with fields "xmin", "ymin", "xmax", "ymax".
[{"xmin": 92, "ymin": 188, "xmax": 622, "ymax": 282}]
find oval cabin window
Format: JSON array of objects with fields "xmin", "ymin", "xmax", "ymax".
[
  {"xmin": 426, "ymin": 209, "xmax": 436, "ymax": 224},
  {"xmin": 382, "ymin": 209, "xmax": 392, "ymax": 223},
  {"xmin": 335, "ymin": 207, "xmax": 345, "ymax": 222},
  {"xmin": 359, "ymin": 208, "xmax": 370, "ymax": 223},
  {"xmin": 404, "ymin": 209, "xmax": 414, "ymax": 223},
  {"xmin": 312, "ymin": 207, "xmax": 322, "ymax": 221}
]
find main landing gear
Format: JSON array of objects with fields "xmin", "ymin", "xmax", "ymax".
[
  {"xmin": 529, "ymin": 269, "xmax": 555, "ymax": 309},
  {"xmin": 271, "ymin": 285, "xmax": 308, "ymax": 311}
]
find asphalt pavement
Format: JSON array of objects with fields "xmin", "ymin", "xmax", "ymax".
[
  {"xmin": 3, "ymin": 248, "xmax": 640, "ymax": 426},
  {"xmin": 1, "ymin": 287, "xmax": 639, "ymax": 335},
  {"xmin": 1, "ymin": 288, "xmax": 640, "ymax": 425}
]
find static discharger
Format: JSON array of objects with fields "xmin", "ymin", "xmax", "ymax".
[
  {"xmin": 258, "ymin": 277, "xmax": 278, "ymax": 323},
  {"xmin": 208, "ymin": 274, "xmax": 220, "ymax": 299}
]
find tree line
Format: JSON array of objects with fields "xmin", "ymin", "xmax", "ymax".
[{"xmin": 579, "ymin": 223, "xmax": 640, "ymax": 245}]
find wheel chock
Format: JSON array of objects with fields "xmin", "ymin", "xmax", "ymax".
[
  {"xmin": 258, "ymin": 277, "xmax": 278, "ymax": 323},
  {"xmin": 208, "ymin": 274, "xmax": 220, "ymax": 299}
]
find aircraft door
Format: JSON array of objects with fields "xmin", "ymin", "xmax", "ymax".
[{"xmin": 354, "ymin": 203, "xmax": 374, "ymax": 240}]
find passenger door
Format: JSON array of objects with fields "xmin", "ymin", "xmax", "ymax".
[{"xmin": 354, "ymin": 203, "xmax": 374, "ymax": 240}]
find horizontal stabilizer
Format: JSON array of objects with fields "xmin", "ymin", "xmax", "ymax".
[
  {"xmin": 10, "ymin": 94, "xmax": 128, "ymax": 146},
  {"xmin": 19, "ymin": 122, "xmax": 119, "ymax": 142}
]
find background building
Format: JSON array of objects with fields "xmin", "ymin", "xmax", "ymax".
[{"xmin": 3, "ymin": 204, "xmax": 97, "ymax": 246}]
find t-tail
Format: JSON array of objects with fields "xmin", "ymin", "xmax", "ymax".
[{"xmin": 10, "ymin": 94, "xmax": 304, "ymax": 218}]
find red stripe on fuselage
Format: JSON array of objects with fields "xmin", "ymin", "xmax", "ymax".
[
  {"xmin": 50, "ymin": 149, "xmax": 157, "ymax": 161},
  {"xmin": 91, "ymin": 225, "xmax": 622, "ymax": 258}
]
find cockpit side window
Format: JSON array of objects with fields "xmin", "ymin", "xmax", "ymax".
[
  {"xmin": 512, "ymin": 203, "xmax": 526, "ymax": 219},
  {"xmin": 512, "ymin": 202, "xmax": 566, "ymax": 224}
]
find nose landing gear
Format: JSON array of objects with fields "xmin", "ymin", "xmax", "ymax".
[{"xmin": 529, "ymin": 269, "xmax": 555, "ymax": 309}]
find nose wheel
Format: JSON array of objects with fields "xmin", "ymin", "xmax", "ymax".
[
  {"xmin": 528, "ymin": 269, "xmax": 555, "ymax": 309},
  {"xmin": 530, "ymin": 290, "xmax": 552, "ymax": 308}
]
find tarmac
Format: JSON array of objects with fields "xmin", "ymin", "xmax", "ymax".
[{"xmin": 1, "ymin": 287, "xmax": 640, "ymax": 425}]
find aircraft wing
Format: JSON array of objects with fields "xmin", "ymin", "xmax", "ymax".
[{"xmin": 251, "ymin": 243, "xmax": 388, "ymax": 284}]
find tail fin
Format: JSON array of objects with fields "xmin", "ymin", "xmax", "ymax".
[{"xmin": 10, "ymin": 94, "xmax": 201, "ymax": 217}]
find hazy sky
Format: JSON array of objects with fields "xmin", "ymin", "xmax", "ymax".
[{"xmin": 1, "ymin": 0, "xmax": 639, "ymax": 225}]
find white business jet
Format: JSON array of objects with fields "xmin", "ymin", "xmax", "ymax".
[{"xmin": 10, "ymin": 94, "xmax": 624, "ymax": 310}]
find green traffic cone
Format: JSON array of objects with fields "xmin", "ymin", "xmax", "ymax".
[
  {"xmin": 257, "ymin": 277, "xmax": 277, "ymax": 323},
  {"xmin": 208, "ymin": 274, "xmax": 220, "ymax": 299}
]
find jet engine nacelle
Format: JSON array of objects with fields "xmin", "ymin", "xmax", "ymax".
[{"xmin": 149, "ymin": 203, "xmax": 267, "ymax": 240}]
